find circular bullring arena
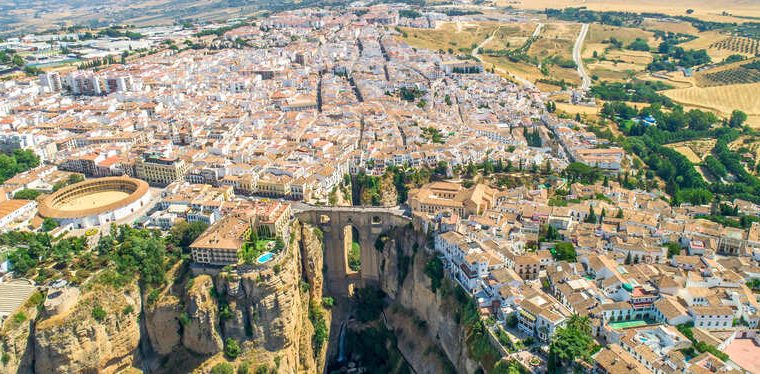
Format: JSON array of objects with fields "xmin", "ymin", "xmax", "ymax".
[{"xmin": 38, "ymin": 176, "xmax": 151, "ymax": 228}]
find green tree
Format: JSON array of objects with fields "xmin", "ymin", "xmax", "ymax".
[
  {"xmin": 91, "ymin": 305, "xmax": 107, "ymax": 322},
  {"xmin": 729, "ymin": 110, "xmax": 748, "ymax": 128},
  {"xmin": 424, "ymin": 257, "xmax": 444, "ymax": 292},
  {"xmin": 42, "ymin": 218, "xmax": 58, "ymax": 232},
  {"xmin": 552, "ymin": 242, "xmax": 577, "ymax": 262},
  {"xmin": 169, "ymin": 221, "xmax": 209, "ymax": 251},
  {"xmin": 224, "ymin": 338, "xmax": 241, "ymax": 359},
  {"xmin": 665, "ymin": 242, "xmax": 681, "ymax": 258},
  {"xmin": 210, "ymin": 363, "xmax": 235, "ymax": 374},
  {"xmin": 548, "ymin": 314, "xmax": 597, "ymax": 370},
  {"xmin": 585, "ymin": 206, "xmax": 597, "ymax": 223},
  {"xmin": 13, "ymin": 189, "xmax": 41, "ymax": 200}
]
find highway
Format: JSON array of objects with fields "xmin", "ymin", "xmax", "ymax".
[{"xmin": 573, "ymin": 23, "xmax": 591, "ymax": 91}]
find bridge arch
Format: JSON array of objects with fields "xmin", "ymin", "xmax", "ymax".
[{"xmin": 295, "ymin": 206, "xmax": 410, "ymax": 296}]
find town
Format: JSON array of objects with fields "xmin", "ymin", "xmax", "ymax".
[{"xmin": 0, "ymin": 4, "xmax": 758, "ymax": 374}]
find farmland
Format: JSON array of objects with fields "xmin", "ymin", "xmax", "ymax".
[
  {"xmin": 497, "ymin": 0, "xmax": 760, "ymax": 22},
  {"xmin": 663, "ymin": 83, "xmax": 760, "ymax": 127},
  {"xmin": 398, "ymin": 22, "xmax": 499, "ymax": 55},
  {"xmin": 400, "ymin": 20, "xmax": 585, "ymax": 90},
  {"xmin": 709, "ymin": 37, "xmax": 760, "ymax": 57},
  {"xmin": 665, "ymin": 139, "xmax": 717, "ymax": 163},
  {"xmin": 680, "ymin": 31, "xmax": 750, "ymax": 62},
  {"xmin": 696, "ymin": 59, "xmax": 760, "ymax": 87}
]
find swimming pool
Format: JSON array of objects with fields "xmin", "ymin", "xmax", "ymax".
[{"xmin": 256, "ymin": 252, "xmax": 274, "ymax": 264}]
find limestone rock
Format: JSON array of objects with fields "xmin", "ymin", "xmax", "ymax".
[
  {"xmin": 33, "ymin": 283, "xmax": 142, "ymax": 374},
  {"xmin": 145, "ymin": 294, "xmax": 182, "ymax": 355},
  {"xmin": 182, "ymin": 274, "xmax": 223, "ymax": 355},
  {"xmin": 0, "ymin": 300, "xmax": 38, "ymax": 374}
]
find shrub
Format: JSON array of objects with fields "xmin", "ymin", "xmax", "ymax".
[
  {"xmin": 219, "ymin": 305, "xmax": 234, "ymax": 321},
  {"xmin": 237, "ymin": 361, "xmax": 250, "ymax": 374},
  {"xmin": 178, "ymin": 312, "xmax": 190, "ymax": 326},
  {"xmin": 309, "ymin": 301, "xmax": 328, "ymax": 354},
  {"xmin": 122, "ymin": 305, "xmax": 134, "ymax": 315},
  {"xmin": 147, "ymin": 289, "xmax": 160, "ymax": 305},
  {"xmin": 12, "ymin": 312, "xmax": 26, "ymax": 324},
  {"xmin": 322, "ymin": 297, "xmax": 334, "ymax": 308},
  {"xmin": 424, "ymin": 257, "xmax": 444, "ymax": 293},
  {"xmin": 210, "ymin": 363, "xmax": 234, "ymax": 374},
  {"xmin": 224, "ymin": 338, "xmax": 241, "ymax": 359},
  {"xmin": 91, "ymin": 305, "xmax": 106, "ymax": 322}
]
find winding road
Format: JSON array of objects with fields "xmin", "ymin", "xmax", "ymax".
[
  {"xmin": 472, "ymin": 25, "xmax": 538, "ymax": 88},
  {"xmin": 573, "ymin": 23, "xmax": 591, "ymax": 91}
]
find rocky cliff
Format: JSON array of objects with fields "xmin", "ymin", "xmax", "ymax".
[
  {"xmin": 182, "ymin": 274, "xmax": 224, "ymax": 355},
  {"xmin": 377, "ymin": 223, "xmax": 481, "ymax": 374},
  {"xmin": 0, "ymin": 292, "xmax": 39, "ymax": 374},
  {"xmin": 0, "ymin": 220, "xmax": 327, "ymax": 374},
  {"xmin": 33, "ymin": 282, "xmax": 142, "ymax": 374}
]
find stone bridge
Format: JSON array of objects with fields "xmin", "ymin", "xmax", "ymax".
[{"xmin": 294, "ymin": 205, "xmax": 410, "ymax": 296}]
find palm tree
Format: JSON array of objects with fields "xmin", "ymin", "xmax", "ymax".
[{"xmin": 567, "ymin": 314, "xmax": 591, "ymax": 335}]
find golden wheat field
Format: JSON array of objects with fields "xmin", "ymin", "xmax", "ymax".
[
  {"xmin": 500, "ymin": 0, "xmax": 760, "ymax": 22},
  {"xmin": 663, "ymin": 83, "xmax": 760, "ymax": 127},
  {"xmin": 399, "ymin": 22, "xmax": 499, "ymax": 54}
]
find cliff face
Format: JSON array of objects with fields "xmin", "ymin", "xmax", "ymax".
[
  {"xmin": 144, "ymin": 293, "xmax": 182, "ymax": 356},
  {"xmin": 153, "ymin": 220, "xmax": 327, "ymax": 373},
  {"xmin": 377, "ymin": 223, "xmax": 480, "ymax": 374},
  {"xmin": 182, "ymin": 274, "xmax": 223, "ymax": 355},
  {"xmin": 0, "ymin": 220, "xmax": 327, "ymax": 374},
  {"xmin": 0, "ymin": 295, "xmax": 38, "ymax": 374},
  {"xmin": 212, "ymin": 220, "xmax": 325, "ymax": 373},
  {"xmin": 33, "ymin": 282, "xmax": 142, "ymax": 374}
]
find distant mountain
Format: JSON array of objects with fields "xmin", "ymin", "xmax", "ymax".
[{"xmin": 0, "ymin": 0, "xmax": 272, "ymax": 36}]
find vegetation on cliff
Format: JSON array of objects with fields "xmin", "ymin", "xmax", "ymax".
[
  {"xmin": 547, "ymin": 315, "xmax": 599, "ymax": 371},
  {"xmin": 440, "ymin": 280, "xmax": 501, "ymax": 371}
]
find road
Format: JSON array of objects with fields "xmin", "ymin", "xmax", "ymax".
[
  {"xmin": 472, "ymin": 26, "xmax": 536, "ymax": 88},
  {"xmin": 471, "ymin": 26, "xmax": 498, "ymax": 62},
  {"xmin": 573, "ymin": 23, "xmax": 591, "ymax": 91},
  {"xmin": 532, "ymin": 23, "xmax": 543, "ymax": 38}
]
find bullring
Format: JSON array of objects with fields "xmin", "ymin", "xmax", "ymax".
[{"xmin": 38, "ymin": 176, "xmax": 151, "ymax": 228}]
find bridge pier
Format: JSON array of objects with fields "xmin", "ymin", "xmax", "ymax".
[{"xmin": 295, "ymin": 206, "xmax": 410, "ymax": 297}]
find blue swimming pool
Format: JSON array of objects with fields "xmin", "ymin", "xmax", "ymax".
[{"xmin": 256, "ymin": 252, "xmax": 274, "ymax": 264}]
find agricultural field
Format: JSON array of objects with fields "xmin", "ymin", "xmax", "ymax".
[
  {"xmin": 663, "ymin": 82, "xmax": 760, "ymax": 127},
  {"xmin": 554, "ymin": 102, "xmax": 600, "ymax": 117},
  {"xmin": 730, "ymin": 135, "xmax": 760, "ymax": 167},
  {"xmin": 400, "ymin": 20, "xmax": 583, "ymax": 90},
  {"xmin": 479, "ymin": 55, "xmax": 546, "ymax": 87},
  {"xmin": 0, "ymin": 0, "xmax": 261, "ymax": 36},
  {"xmin": 586, "ymin": 50, "xmax": 654, "ymax": 82},
  {"xmin": 497, "ymin": 0, "xmax": 760, "ymax": 22},
  {"xmin": 585, "ymin": 24, "xmax": 657, "ymax": 46},
  {"xmin": 665, "ymin": 139, "xmax": 716, "ymax": 163},
  {"xmin": 640, "ymin": 19, "xmax": 701, "ymax": 35},
  {"xmin": 482, "ymin": 23, "xmax": 538, "ymax": 51},
  {"xmin": 527, "ymin": 22, "xmax": 582, "ymax": 86},
  {"xmin": 579, "ymin": 25, "xmax": 657, "ymax": 82},
  {"xmin": 531, "ymin": 22, "xmax": 579, "ymax": 59},
  {"xmin": 638, "ymin": 72, "xmax": 696, "ymax": 89},
  {"xmin": 398, "ymin": 22, "xmax": 499, "ymax": 55},
  {"xmin": 709, "ymin": 36, "xmax": 760, "ymax": 57},
  {"xmin": 680, "ymin": 31, "xmax": 751, "ymax": 62},
  {"xmin": 695, "ymin": 59, "xmax": 760, "ymax": 87}
]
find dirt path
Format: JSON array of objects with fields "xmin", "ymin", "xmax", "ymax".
[{"xmin": 473, "ymin": 26, "xmax": 536, "ymax": 88}]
